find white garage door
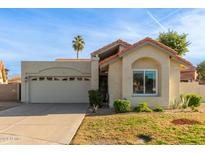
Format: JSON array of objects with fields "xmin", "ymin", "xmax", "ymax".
[{"xmin": 29, "ymin": 76, "xmax": 90, "ymax": 103}]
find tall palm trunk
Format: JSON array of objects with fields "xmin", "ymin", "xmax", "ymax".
[{"xmin": 77, "ymin": 50, "xmax": 79, "ymax": 59}]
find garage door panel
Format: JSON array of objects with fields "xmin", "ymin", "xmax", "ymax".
[{"xmin": 29, "ymin": 78, "xmax": 90, "ymax": 103}]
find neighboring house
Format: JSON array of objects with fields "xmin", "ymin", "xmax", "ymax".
[
  {"xmin": 21, "ymin": 37, "xmax": 193, "ymax": 108},
  {"xmin": 180, "ymin": 68, "xmax": 197, "ymax": 82},
  {"xmin": 0, "ymin": 60, "xmax": 8, "ymax": 84},
  {"xmin": 8, "ymin": 75, "xmax": 21, "ymax": 84}
]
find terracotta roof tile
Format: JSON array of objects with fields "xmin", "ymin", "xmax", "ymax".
[
  {"xmin": 91, "ymin": 39, "xmax": 131, "ymax": 56},
  {"xmin": 118, "ymin": 37, "xmax": 177, "ymax": 56}
]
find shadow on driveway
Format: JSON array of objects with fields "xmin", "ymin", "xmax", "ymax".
[{"xmin": 0, "ymin": 103, "xmax": 88, "ymax": 117}]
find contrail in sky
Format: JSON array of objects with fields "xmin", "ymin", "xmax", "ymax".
[{"xmin": 146, "ymin": 10, "xmax": 166, "ymax": 31}]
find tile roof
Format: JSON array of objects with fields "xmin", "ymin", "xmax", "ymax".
[
  {"xmin": 99, "ymin": 37, "xmax": 194, "ymax": 67},
  {"xmin": 91, "ymin": 39, "xmax": 131, "ymax": 56}
]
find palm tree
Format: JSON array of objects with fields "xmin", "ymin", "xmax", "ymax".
[{"xmin": 72, "ymin": 35, "xmax": 85, "ymax": 59}]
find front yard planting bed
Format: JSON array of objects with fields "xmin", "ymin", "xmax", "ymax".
[{"xmin": 71, "ymin": 112, "xmax": 205, "ymax": 145}]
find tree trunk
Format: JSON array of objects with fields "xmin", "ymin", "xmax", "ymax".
[{"xmin": 77, "ymin": 51, "xmax": 79, "ymax": 59}]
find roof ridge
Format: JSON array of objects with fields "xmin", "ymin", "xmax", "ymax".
[{"xmin": 119, "ymin": 37, "xmax": 177, "ymax": 56}]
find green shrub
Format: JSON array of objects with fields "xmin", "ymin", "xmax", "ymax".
[
  {"xmin": 191, "ymin": 106, "xmax": 199, "ymax": 112},
  {"xmin": 113, "ymin": 99, "xmax": 131, "ymax": 113},
  {"xmin": 180, "ymin": 94, "xmax": 190, "ymax": 109},
  {"xmin": 134, "ymin": 103, "xmax": 153, "ymax": 112},
  {"xmin": 181, "ymin": 93, "xmax": 202, "ymax": 107},
  {"xmin": 88, "ymin": 90, "xmax": 102, "ymax": 109},
  {"xmin": 153, "ymin": 105, "xmax": 164, "ymax": 112}
]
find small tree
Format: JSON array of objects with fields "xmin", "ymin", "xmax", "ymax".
[
  {"xmin": 157, "ymin": 30, "xmax": 191, "ymax": 56},
  {"xmin": 72, "ymin": 35, "xmax": 85, "ymax": 59},
  {"xmin": 196, "ymin": 60, "xmax": 205, "ymax": 84}
]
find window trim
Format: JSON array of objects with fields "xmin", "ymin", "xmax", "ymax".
[{"xmin": 133, "ymin": 69, "xmax": 158, "ymax": 96}]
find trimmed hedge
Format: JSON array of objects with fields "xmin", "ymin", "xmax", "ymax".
[
  {"xmin": 181, "ymin": 93, "xmax": 202, "ymax": 107},
  {"xmin": 134, "ymin": 102, "xmax": 152, "ymax": 112},
  {"xmin": 113, "ymin": 99, "xmax": 131, "ymax": 113}
]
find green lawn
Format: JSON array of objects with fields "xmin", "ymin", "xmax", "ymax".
[{"xmin": 71, "ymin": 112, "xmax": 205, "ymax": 145}]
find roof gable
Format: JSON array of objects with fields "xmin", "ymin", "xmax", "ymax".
[
  {"xmin": 99, "ymin": 37, "xmax": 194, "ymax": 68},
  {"xmin": 118, "ymin": 37, "xmax": 177, "ymax": 56},
  {"xmin": 91, "ymin": 39, "xmax": 131, "ymax": 57}
]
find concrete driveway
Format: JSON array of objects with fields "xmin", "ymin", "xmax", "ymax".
[{"xmin": 0, "ymin": 103, "xmax": 88, "ymax": 145}]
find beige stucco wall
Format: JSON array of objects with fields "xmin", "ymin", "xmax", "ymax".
[
  {"xmin": 0, "ymin": 83, "xmax": 20, "ymax": 101},
  {"xmin": 91, "ymin": 57, "xmax": 99, "ymax": 90},
  {"xmin": 108, "ymin": 59, "xmax": 122, "ymax": 106},
  {"xmin": 169, "ymin": 60, "xmax": 181, "ymax": 103},
  {"xmin": 108, "ymin": 44, "xmax": 181, "ymax": 108},
  {"xmin": 21, "ymin": 60, "xmax": 96, "ymax": 103},
  {"xmin": 180, "ymin": 82, "xmax": 205, "ymax": 102}
]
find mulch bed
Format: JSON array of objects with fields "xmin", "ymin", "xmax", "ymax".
[{"xmin": 171, "ymin": 118, "xmax": 201, "ymax": 125}]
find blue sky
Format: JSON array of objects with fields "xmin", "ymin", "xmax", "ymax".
[{"xmin": 0, "ymin": 8, "xmax": 205, "ymax": 78}]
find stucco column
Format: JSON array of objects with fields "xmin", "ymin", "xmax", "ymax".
[
  {"xmin": 91, "ymin": 56, "xmax": 99, "ymax": 90},
  {"xmin": 162, "ymin": 59, "xmax": 170, "ymax": 107},
  {"xmin": 122, "ymin": 57, "xmax": 131, "ymax": 99},
  {"xmin": 169, "ymin": 60, "xmax": 180, "ymax": 105}
]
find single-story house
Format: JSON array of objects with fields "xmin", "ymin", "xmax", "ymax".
[
  {"xmin": 21, "ymin": 37, "xmax": 194, "ymax": 108},
  {"xmin": 180, "ymin": 68, "xmax": 197, "ymax": 82}
]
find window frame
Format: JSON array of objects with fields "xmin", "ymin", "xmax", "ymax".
[{"xmin": 133, "ymin": 69, "xmax": 158, "ymax": 96}]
